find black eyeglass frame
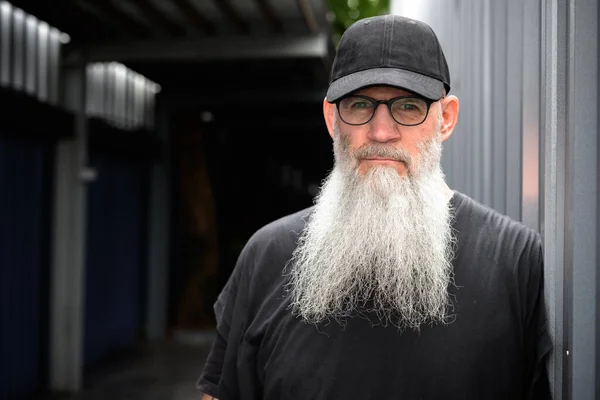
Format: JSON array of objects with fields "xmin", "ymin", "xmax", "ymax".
[{"xmin": 335, "ymin": 94, "xmax": 437, "ymax": 127}]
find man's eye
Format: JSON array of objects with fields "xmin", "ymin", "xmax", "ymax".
[
  {"xmin": 400, "ymin": 103, "xmax": 419, "ymax": 111},
  {"xmin": 351, "ymin": 101, "xmax": 370, "ymax": 109}
]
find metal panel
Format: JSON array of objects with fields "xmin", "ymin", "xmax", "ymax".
[
  {"xmin": 474, "ymin": 0, "xmax": 484, "ymax": 202},
  {"xmin": 0, "ymin": 2, "xmax": 11, "ymax": 87},
  {"xmin": 453, "ymin": 0, "xmax": 462, "ymax": 193},
  {"xmin": 462, "ymin": 0, "xmax": 472, "ymax": 197},
  {"xmin": 505, "ymin": 0, "xmax": 523, "ymax": 221},
  {"xmin": 92, "ymin": 63, "xmax": 106, "ymax": 119},
  {"xmin": 521, "ymin": 0, "xmax": 541, "ymax": 231},
  {"xmin": 37, "ymin": 21, "xmax": 49, "ymax": 102},
  {"xmin": 567, "ymin": 0, "xmax": 598, "ymax": 397},
  {"xmin": 25, "ymin": 14, "xmax": 37, "ymax": 95},
  {"xmin": 126, "ymin": 68, "xmax": 135, "ymax": 129},
  {"xmin": 597, "ymin": 16, "xmax": 600, "ymax": 393},
  {"xmin": 468, "ymin": 0, "xmax": 477, "ymax": 196},
  {"xmin": 108, "ymin": 63, "xmax": 118, "ymax": 125},
  {"xmin": 133, "ymin": 74, "xmax": 144, "ymax": 128},
  {"xmin": 96, "ymin": 64, "xmax": 108, "ymax": 118},
  {"xmin": 448, "ymin": 0, "xmax": 460, "ymax": 193},
  {"xmin": 104, "ymin": 63, "xmax": 115, "ymax": 121},
  {"xmin": 481, "ymin": 0, "xmax": 493, "ymax": 206},
  {"xmin": 490, "ymin": 0, "xmax": 507, "ymax": 214},
  {"xmin": 145, "ymin": 85, "xmax": 156, "ymax": 129},
  {"xmin": 11, "ymin": 7, "xmax": 24, "ymax": 90},
  {"xmin": 86, "ymin": 64, "xmax": 100, "ymax": 117},
  {"xmin": 114, "ymin": 63, "xmax": 127, "ymax": 128},
  {"xmin": 47, "ymin": 28, "xmax": 60, "ymax": 106}
]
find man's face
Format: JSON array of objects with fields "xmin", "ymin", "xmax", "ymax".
[
  {"xmin": 328, "ymin": 86, "xmax": 445, "ymax": 177},
  {"xmin": 287, "ymin": 86, "xmax": 460, "ymax": 329}
]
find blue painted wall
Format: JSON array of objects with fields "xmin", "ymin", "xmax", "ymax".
[
  {"xmin": 84, "ymin": 151, "xmax": 149, "ymax": 366},
  {"xmin": 0, "ymin": 135, "xmax": 52, "ymax": 399}
]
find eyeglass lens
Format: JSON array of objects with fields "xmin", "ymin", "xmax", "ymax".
[{"xmin": 338, "ymin": 96, "xmax": 429, "ymax": 126}]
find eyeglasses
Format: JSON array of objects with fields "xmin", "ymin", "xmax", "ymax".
[{"xmin": 335, "ymin": 95, "xmax": 436, "ymax": 126}]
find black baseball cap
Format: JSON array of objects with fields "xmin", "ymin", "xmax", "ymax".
[{"xmin": 326, "ymin": 15, "xmax": 451, "ymax": 103}]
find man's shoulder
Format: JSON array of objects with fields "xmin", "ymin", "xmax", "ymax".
[
  {"xmin": 453, "ymin": 191, "xmax": 541, "ymax": 251},
  {"xmin": 244, "ymin": 206, "xmax": 314, "ymax": 258},
  {"xmin": 251, "ymin": 206, "xmax": 313, "ymax": 241}
]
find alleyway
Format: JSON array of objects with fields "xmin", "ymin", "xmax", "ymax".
[{"xmin": 36, "ymin": 339, "xmax": 211, "ymax": 400}]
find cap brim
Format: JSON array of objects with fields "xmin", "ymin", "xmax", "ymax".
[{"xmin": 326, "ymin": 67, "xmax": 444, "ymax": 102}]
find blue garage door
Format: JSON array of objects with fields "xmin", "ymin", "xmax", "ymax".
[
  {"xmin": 0, "ymin": 135, "xmax": 52, "ymax": 399},
  {"xmin": 84, "ymin": 152, "xmax": 149, "ymax": 366}
]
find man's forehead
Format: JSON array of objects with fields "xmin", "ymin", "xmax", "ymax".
[{"xmin": 353, "ymin": 85, "xmax": 416, "ymax": 97}]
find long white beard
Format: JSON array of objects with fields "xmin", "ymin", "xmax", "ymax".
[{"xmin": 287, "ymin": 123, "xmax": 456, "ymax": 330}]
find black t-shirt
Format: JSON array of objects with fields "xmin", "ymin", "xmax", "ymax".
[{"xmin": 197, "ymin": 191, "xmax": 553, "ymax": 399}]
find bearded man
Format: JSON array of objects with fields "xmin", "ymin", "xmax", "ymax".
[{"xmin": 197, "ymin": 15, "xmax": 552, "ymax": 400}]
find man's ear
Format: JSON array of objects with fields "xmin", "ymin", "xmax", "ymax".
[
  {"xmin": 439, "ymin": 95, "xmax": 459, "ymax": 142},
  {"xmin": 323, "ymin": 98, "xmax": 336, "ymax": 139}
]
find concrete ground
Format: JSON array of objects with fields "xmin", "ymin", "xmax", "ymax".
[{"xmin": 35, "ymin": 337, "xmax": 212, "ymax": 400}]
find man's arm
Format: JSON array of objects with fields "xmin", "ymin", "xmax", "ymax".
[{"xmin": 198, "ymin": 235, "xmax": 258, "ymax": 399}]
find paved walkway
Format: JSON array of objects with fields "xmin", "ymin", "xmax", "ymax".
[{"xmin": 36, "ymin": 339, "xmax": 211, "ymax": 400}]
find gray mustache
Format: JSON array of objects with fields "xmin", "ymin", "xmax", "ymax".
[{"xmin": 353, "ymin": 145, "xmax": 413, "ymax": 166}]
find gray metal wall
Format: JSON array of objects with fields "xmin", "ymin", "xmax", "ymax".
[{"xmin": 392, "ymin": 0, "xmax": 600, "ymax": 399}]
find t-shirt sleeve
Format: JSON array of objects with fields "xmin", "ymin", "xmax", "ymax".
[
  {"xmin": 196, "ymin": 242, "xmax": 254, "ymax": 397},
  {"xmin": 523, "ymin": 236, "xmax": 553, "ymax": 400},
  {"xmin": 197, "ymin": 330, "xmax": 227, "ymax": 397}
]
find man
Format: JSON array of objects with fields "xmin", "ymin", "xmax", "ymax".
[{"xmin": 198, "ymin": 14, "xmax": 552, "ymax": 400}]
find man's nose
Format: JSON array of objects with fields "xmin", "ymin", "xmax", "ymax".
[{"xmin": 367, "ymin": 104, "xmax": 401, "ymax": 143}]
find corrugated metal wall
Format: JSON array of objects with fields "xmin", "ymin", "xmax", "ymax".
[
  {"xmin": 0, "ymin": 1, "xmax": 62, "ymax": 105},
  {"xmin": 0, "ymin": 135, "xmax": 52, "ymax": 399},
  {"xmin": 392, "ymin": 0, "xmax": 541, "ymax": 230},
  {"xmin": 86, "ymin": 62, "xmax": 160, "ymax": 131}
]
